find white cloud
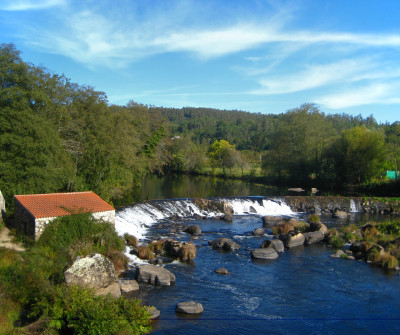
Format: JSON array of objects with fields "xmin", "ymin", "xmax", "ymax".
[
  {"xmin": 250, "ymin": 58, "xmax": 379, "ymax": 95},
  {"xmin": 316, "ymin": 83, "xmax": 400, "ymax": 109},
  {"xmin": 0, "ymin": 0, "xmax": 65, "ymax": 11}
]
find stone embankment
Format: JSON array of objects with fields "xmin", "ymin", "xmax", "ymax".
[{"xmin": 283, "ymin": 196, "xmax": 400, "ymax": 215}]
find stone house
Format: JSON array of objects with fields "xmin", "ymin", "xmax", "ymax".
[{"xmin": 14, "ymin": 191, "xmax": 115, "ymax": 239}]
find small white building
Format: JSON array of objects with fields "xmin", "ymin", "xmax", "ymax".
[{"xmin": 14, "ymin": 191, "xmax": 115, "ymax": 240}]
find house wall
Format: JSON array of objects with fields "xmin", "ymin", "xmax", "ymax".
[
  {"xmin": 35, "ymin": 216, "xmax": 57, "ymax": 239},
  {"xmin": 92, "ymin": 210, "xmax": 115, "ymax": 225},
  {"xmin": 34, "ymin": 211, "xmax": 115, "ymax": 240},
  {"xmin": 14, "ymin": 199, "xmax": 36, "ymax": 237}
]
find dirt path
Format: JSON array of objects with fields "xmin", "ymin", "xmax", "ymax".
[{"xmin": 0, "ymin": 226, "xmax": 25, "ymax": 252}]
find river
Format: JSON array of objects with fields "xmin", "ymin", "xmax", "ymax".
[{"xmin": 115, "ymin": 177, "xmax": 400, "ymax": 335}]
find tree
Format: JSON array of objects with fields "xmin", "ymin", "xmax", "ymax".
[
  {"xmin": 0, "ymin": 44, "xmax": 74, "ymax": 204},
  {"xmin": 207, "ymin": 140, "xmax": 238, "ymax": 174},
  {"xmin": 333, "ymin": 126, "xmax": 386, "ymax": 184},
  {"xmin": 262, "ymin": 104, "xmax": 336, "ymax": 184}
]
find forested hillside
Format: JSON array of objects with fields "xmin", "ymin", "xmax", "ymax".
[{"xmin": 1, "ymin": 43, "xmax": 399, "ymax": 208}]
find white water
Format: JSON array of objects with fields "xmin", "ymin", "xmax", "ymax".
[
  {"xmin": 115, "ymin": 197, "xmax": 294, "ymax": 241},
  {"xmin": 350, "ymin": 198, "xmax": 361, "ymax": 212}
]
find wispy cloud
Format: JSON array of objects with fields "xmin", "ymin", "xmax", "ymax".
[
  {"xmin": 316, "ymin": 82, "xmax": 400, "ymax": 109},
  {"xmin": 250, "ymin": 58, "xmax": 394, "ymax": 95},
  {"xmin": 0, "ymin": 0, "xmax": 65, "ymax": 11}
]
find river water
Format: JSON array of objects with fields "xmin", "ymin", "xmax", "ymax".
[{"xmin": 115, "ymin": 195, "xmax": 400, "ymax": 335}]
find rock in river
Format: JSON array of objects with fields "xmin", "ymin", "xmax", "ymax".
[
  {"xmin": 136, "ymin": 264, "xmax": 176, "ymax": 286},
  {"xmin": 176, "ymin": 301, "xmax": 204, "ymax": 314},
  {"xmin": 251, "ymin": 247, "xmax": 279, "ymax": 260},
  {"xmin": 210, "ymin": 238, "xmax": 240, "ymax": 251}
]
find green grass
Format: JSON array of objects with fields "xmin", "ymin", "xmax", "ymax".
[{"xmin": 0, "ymin": 214, "xmax": 152, "ymax": 334}]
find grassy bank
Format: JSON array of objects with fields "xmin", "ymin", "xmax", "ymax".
[{"xmin": 0, "ymin": 214, "xmax": 152, "ymax": 334}]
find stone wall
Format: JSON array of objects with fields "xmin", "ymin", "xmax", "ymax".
[
  {"xmin": 35, "ymin": 216, "xmax": 57, "ymax": 239},
  {"xmin": 283, "ymin": 196, "xmax": 400, "ymax": 215},
  {"xmin": 93, "ymin": 210, "xmax": 115, "ymax": 225}
]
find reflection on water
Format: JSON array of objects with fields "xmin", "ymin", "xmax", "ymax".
[{"xmin": 140, "ymin": 174, "xmax": 284, "ymax": 201}]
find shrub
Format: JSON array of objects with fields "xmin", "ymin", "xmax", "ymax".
[
  {"xmin": 179, "ymin": 242, "xmax": 197, "ymax": 262},
  {"xmin": 38, "ymin": 214, "xmax": 125, "ymax": 262},
  {"xmin": 330, "ymin": 235, "xmax": 345, "ymax": 249},
  {"xmin": 307, "ymin": 214, "xmax": 321, "ymax": 224},
  {"xmin": 366, "ymin": 247, "xmax": 384, "ymax": 264},
  {"xmin": 45, "ymin": 285, "xmax": 152, "ymax": 334},
  {"xmin": 378, "ymin": 220, "xmax": 400, "ymax": 235},
  {"xmin": 381, "ymin": 254, "xmax": 399, "ymax": 270},
  {"xmin": 273, "ymin": 221, "xmax": 294, "ymax": 235},
  {"xmin": 137, "ymin": 245, "xmax": 155, "ymax": 260},
  {"xmin": 363, "ymin": 226, "xmax": 380, "ymax": 239},
  {"xmin": 124, "ymin": 233, "xmax": 139, "ymax": 248}
]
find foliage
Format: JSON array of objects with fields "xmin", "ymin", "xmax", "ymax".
[
  {"xmin": 124, "ymin": 233, "xmax": 139, "ymax": 248},
  {"xmin": 330, "ymin": 235, "xmax": 345, "ymax": 249},
  {"xmin": 381, "ymin": 254, "xmax": 399, "ymax": 270},
  {"xmin": 307, "ymin": 214, "xmax": 321, "ymax": 224},
  {"xmin": 0, "ymin": 214, "xmax": 152, "ymax": 333},
  {"xmin": 378, "ymin": 220, "xmax": 400, "ymax": 235},
  {"xmin": 333, "ymin": 126, "xmax": 386, "ymax": 184},
  {"xmin": 207, "ymin": 139, "xmax": 240, "ymax": 174},
  {"xmin": 37, "ymin": 214, "xmax": 125, "ymax": 270},
  {"xmin": 44, "ymin": 285, "xmax": 151, "ymax": 334}
]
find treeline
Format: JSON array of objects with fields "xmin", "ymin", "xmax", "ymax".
[
  {"xmin": 0, "ymin": 44, "xmax": 168, "ymax": 207},
  {"xmin": 1, "ymin": 43, "xmax": 399, "ymax": 207},
  {"xmin": 152, "ymin": 105, "xmax": 399, "ymax": 190}
]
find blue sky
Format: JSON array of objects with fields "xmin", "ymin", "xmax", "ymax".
[{"xmin": 1, "ymin": 0, "xmax": 399, "ymax": 123}]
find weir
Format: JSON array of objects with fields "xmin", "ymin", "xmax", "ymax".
[{"xmin": 115, "ymin": 197, "xmax": 294, "ymax": 240}]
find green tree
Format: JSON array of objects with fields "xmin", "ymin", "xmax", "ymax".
[
  {"xmin": 207, "ymin": 139, "xmax": 238, "ymax": 174},
  {"xmin": 0, "ymin": 44, "xmax": 74, "ymax": 205},
  {"xmin": 333, "ymin": 125, "xmax": 386, "ymax": 184},
  {"xmin": 262, "ymin": 104, "xmax": 336, "ymax": 184}
]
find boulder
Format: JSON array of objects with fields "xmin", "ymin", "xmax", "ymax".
[
  {"xmin": 303, "ymin": 231, "xmax": 325, "ymax": 245},
  {"xmin": 163, "ymin": 239, "xmax": 197, "ymax": 261},
  {"xmin": 252, "ymin": 228, "xmax": 265, "ymax": 236},
  {"xmin": 222, "ymin": 213, "xmax": 233, "ymax": 222},
  {"xmin": 349, "ymin": 241, "xmax": 363, "ymax": 253},
  {"xmin": 251, "ymin": 247, "xmax": 279, "ymax": 260},
  {"xmin": 176, "ymin": 301, "xmax": 204, "ymax": 314},
  {"xmin": 330, "ymin": 250, "xmax": 345, "ymax": 258},
  {"xmin": 308, "ymin": 222, "xmax": 328, "ymax": 235},
  {"xmin": 333, "ymin": 210, "xmax": 348, "ymax": 219},
  {"xmin": 146, "ymin": 306, "xmax": 161, "ymax": 319},
  {"xmin": 279, "ymin": 232, "xmax": 305, "ymax": 248},
  {"xmin": 64, "ymin": 253, "xmax": 118, "ymax": 290},
  {"xmin": 136, "ymin": 264, "xmax": 176, "ymax": 286},
  {"xmin": 95, "ymin": 282, "xmax": 121, "ymax": 298},
  {"xmin": 215, "ymin": 268, "xmax": 231, "ymax": 275},
  {"xmin": 286, "ymin": 218, "xmax": 309, "ymax": 232},
  {"xmin": 260, "ymin": 239, "xmax": 284, "ymax": 253},
  {"xmin": 119, "ymin": 279, "xmax": 139, "ymax": 294},
  {"xmin": 210, "ymin": 238, "xmax": 240, "ymax": 251},
  {"xmin": 184, "ymin": 225, "xmax": 201, "ymax": 236},
  {"xmin": 262, "ymin": 216, "xmax": 283, "ymax": 228}
]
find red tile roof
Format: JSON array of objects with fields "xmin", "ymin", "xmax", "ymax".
[{"xmin": 14, "ymin": 192, "xmax": 114, "ymax": 219}]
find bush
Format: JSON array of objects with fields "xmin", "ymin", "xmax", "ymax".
[
  {"xmin": 330, "ymin": 235, "xmax": 345, "ymax": 249},
  {"xmin": 381, "ymin": 254, "xmax": 399, "ymax": 270},
  {"xmin": 137, "ymin": 245, "xmax": 155, "ymax": 260},
  {"xmin": 45, "ymin": 285, "xmax": 151, "ymax": 334},
  {"xmin": 307, "ymin": 214, "xmax": 321, "ymax": 224},
  {"xmin": 378, "ymin": 220, "xmax": 400, "ymax": 235},
  {"xmin": 366, "ymin": 247, "xmax": 384, "ymax": 264},
  {"xmin": 38, "ymin": 214, "xmax": 125, "ymax": 262},
  {"xmin": 124, "ymin": 233, "xmax": 139, "ymax": 248}
]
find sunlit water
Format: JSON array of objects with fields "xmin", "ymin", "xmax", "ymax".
[{"xmin": 116, "ymin": 199, "xmax": 400, "ymax": 335}]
